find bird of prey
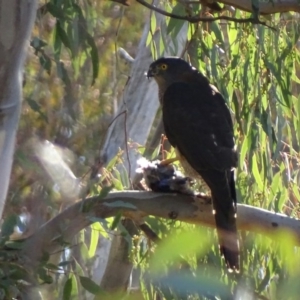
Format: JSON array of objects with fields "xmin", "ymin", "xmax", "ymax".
[{"xmin": 147, "ymin": 57, "xmax": 239, "ymax": 271}]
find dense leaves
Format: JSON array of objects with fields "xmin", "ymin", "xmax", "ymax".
[{"xmin": 1, "ymin": 0, "xmax": 300, "ymax": 299}]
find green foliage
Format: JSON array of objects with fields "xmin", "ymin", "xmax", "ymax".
[
  {"xmin": 78, "ymin": 276, "xmax": 104, "ymax": 295},
  {"xmin": 150, "ymin": 228, "xmax": 210, "ymax": 273},
  {"xmin": 2, "ymin": 0, "xmax": 300, "ymax": 299}
]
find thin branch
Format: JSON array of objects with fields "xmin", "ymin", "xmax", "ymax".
[
  {"xmin": 221, "ymin": 0, "xmax": 300, "ymax": 15},
  {"xmin": 112, "ymin": 0, "xmax": 300, "ymax": 14},
  {"xmin": 135, "ymin": 0, "xmax": 270, "ymax": 27},
  {"xmin": 21, "ymin": 191, "xmax": 300, "ymax": 267},
  {"xmin": 123, "ymin": 109, "xmax": 132, "ymax": 188},
  {"xmin": 118, "ymin": 48, "xmax": 135, "ymax": 64},
  {"xmin": 180, "ymin": 0, "xmax": 300, "ymax": 14},
  {"xmin": 139, "ymin": 223, "xmax": 161, "ymax": 242},
  {"xmin": 99, "ymin": 219, "xmax": 137, "ymax": 294},
  {"xmin": 90, "ymin": 110, "xmax": 127, "ymax": 180}
]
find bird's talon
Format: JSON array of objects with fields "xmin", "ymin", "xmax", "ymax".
[{"xmin": 160, "ymin": 157, "xmax": 178, "ymax": 166}]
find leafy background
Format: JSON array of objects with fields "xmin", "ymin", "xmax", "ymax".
[{"xmin": 1, "ymin": 0, "xmax": 300, "ymax": 299}]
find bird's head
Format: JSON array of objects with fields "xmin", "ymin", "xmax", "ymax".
[{"xmin": 147, "ymin": 57, "xmax": 194, "ymax": 88}]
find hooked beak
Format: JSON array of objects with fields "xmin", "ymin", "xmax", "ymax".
[{"xmin": 146, "ymin": 66, "xmax": 156, "ymax": 79}]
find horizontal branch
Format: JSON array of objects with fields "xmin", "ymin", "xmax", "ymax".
[
  {"xmin": 21, "ymin": 191, "xmax": 300, "ymax": 265},
  {"xmin": 136, "ymin": 0, "xmax": 300, "ymax": 25},
  {"xmin": 221, "ymin": 0, "xmax": 300, "ymax": 14},
  {"xmin": 116, "ymin": 0, "xmax": 300, "ymax": 14},
  {"xmin": 136, "ymin": 0, "xmax": 269, "ymax": 26}
]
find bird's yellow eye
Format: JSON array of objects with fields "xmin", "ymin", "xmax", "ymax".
[{"xmin": 160, "ymin": 64, "xmax": 168, "ymax": 70}]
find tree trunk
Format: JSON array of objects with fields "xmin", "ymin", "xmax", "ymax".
[
  {"xmin": 97, "ymin": 3, "xmax": 188, "ymax": 293},
  {"xmin": 99, "ymin": 14, "xmax": 188, "ymax": 177},
  {"xmin": 0, "ymin": 0, "xmax": 37, "ymax": 219}
]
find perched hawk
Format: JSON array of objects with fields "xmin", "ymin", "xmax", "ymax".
[{"xmin": 147, "ymin": 57, "xmax": 239, "ymax": 271}]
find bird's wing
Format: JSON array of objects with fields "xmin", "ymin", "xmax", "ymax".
[
  {"xmin": 162, "ymin": 82, "xmax": 237, "ymax": 172},
  {"xmin": 163, "ymin": 81, "xmax": 240, "ymax": 271}
]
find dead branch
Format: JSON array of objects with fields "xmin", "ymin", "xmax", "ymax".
[{"xmin": 21, "ymin": 191, "xmax": 300, "ymax": 267}]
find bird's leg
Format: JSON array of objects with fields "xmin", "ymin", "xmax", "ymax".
[{"xmin": 160, "ymin": 157, "xmax": 178, "ymax": 166}]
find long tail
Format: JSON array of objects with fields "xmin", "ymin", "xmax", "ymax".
[{"xmin": 211, "ymin": 170, "xmax": 239, "ymax": 272}]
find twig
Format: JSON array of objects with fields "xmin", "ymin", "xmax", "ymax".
[
  {"xmin": 118, "ymin": 48, "xmax": 135, "ymax": 64},
  {"xmin": 139, "ymin": 223, "xmax": 161, "ymax": 242},
  {"xmin": 123, "ymin": 109, "xmax": 133, "ymax": 188},
  {"xmin": 89, "ymin": 110, "xmax": 128, "ymax": 180}
]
